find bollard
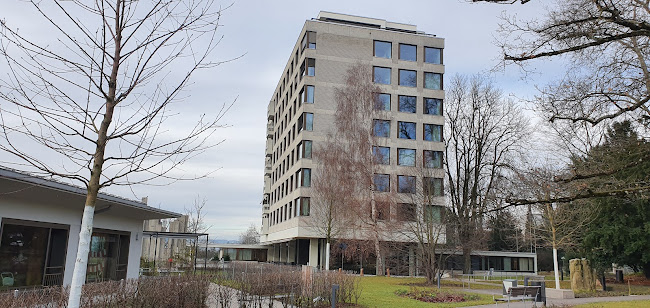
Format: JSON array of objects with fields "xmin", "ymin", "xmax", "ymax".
[
  {"xmin": 437, "ymin": 273, "xmax": 441, "ymax": 289},
  {"xmin": 360, "ymin": 268, "xmax": 364, "ymax": 276},
  {"xmin": 386, "ymin": 268, "xmax": 390, "ymax": 277},
  {"xmin": 331, "ymin": 284, "xmax": 339, "ymax": 308}
]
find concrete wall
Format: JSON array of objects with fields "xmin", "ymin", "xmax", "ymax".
[{"xmin": 1, "ymin": 195, "xmax": 145, "ymax": 285}]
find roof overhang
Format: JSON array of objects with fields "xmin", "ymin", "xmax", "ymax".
[{"xmin": 0, "ymin": 167, "xmax": 181, "ymax": 220}]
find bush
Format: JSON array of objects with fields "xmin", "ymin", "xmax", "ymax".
[
  {"xmin": 0, "ymin": 275, "xmax": 212, "ymax": 308},
  {"xmin": 217, "ymin": 262, "xmax": 361, "ymax": 308}
]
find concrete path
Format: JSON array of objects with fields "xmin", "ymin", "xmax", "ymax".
[{"xmin": 463, "ymin": 294, "xmax": 650, "ymax": 308}]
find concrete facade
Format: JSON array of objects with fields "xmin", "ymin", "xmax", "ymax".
[{"xmin": 260, "ymin": 12, "xmax": 445, "ymax": 270}]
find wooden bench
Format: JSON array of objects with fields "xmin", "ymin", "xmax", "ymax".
[{"xmin": 494, "ymin": 286, "xmax": 541, "ymax": 307}]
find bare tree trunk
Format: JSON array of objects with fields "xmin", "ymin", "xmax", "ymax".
[
  {"xmin": 373, "ymin": 232, "xmax": 384, "ymax": 276},
  {"xmin": 463, "ymin": 247, "xmax": 472, "ymax": 274}
]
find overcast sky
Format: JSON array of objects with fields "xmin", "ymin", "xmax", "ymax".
[{"xmin": 1, "ymin": 0, "xmax": 558, "ymax": 240}]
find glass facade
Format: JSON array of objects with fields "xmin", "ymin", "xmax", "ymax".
[{"xmin": 0, "ymin": 220, "xmax": 68, "ymax": 288}]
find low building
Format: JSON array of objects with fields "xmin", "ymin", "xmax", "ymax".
[{"xmin": 0, "ymin": 167, "xmax": 181, "ymax": 289}]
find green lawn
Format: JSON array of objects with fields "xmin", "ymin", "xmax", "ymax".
[
  {"xmin": 357, "ymin": 276, "xmax": 495, "ymax": 308},
  {"xmin": 573, "ymin": 300, "xmax": 650, "ymax": 308}
]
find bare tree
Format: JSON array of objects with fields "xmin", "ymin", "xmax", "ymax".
[
  {"xmin": 0, "ymin": 1, "xmax": 231, "ymax": 306},
  {"xmin": 397, "ymin": 158, "xmax": 447, "ymax": 284},
  {"xmin": 239, "ymin": 223, "xmax": 260, "ymax": 244},
  {"xmin": 514, "ymin": 167, "xmax": 597, "ymax": 289},
  {"xmin": 310, "ymin": 139, "xmax": 355, "ymax": 269},
  {"xmin": 444, "ymin": 74, "xmax": 530, "ymax": 273},
  {"xmin": 186, "ymin": 195, "xmax": 210, "ymax": 267},
  {"xmin": 325, "ymin": 62, "xmax": 397, "ymax": 275}
]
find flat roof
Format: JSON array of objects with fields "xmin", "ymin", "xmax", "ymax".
[
  {"xmin": 0, "ymin": 166, "xmax": 181, "ymax": 219},
  {"xmin": 315, "ymin": 11, "xmax": 432, "ymax": 36},
  {"xmin": 207, "ymin": 243, "xmax": 268, "ymax": 250},
  {"xmin": 143, "ymin": 231, "xmax": 208, "ymax": 239}
]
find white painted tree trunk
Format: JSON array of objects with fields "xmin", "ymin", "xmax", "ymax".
[
  {"xmin": 67, "ymin": 205, "xmax": 95, "ymax": 308},
  {"xmin": 325, "ymin": 242, "xmax": 330, "ymax": 270},
  {"xmin": 553, "ymin": 247, "xmax": 561, "ymax": 290}
]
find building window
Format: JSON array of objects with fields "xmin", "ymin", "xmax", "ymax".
[
  {"xmin": 424, "ymin": 47, "xmax": 442, "ymax": 64},
  {"xmin": 372, "ymin": 146, "xmax": 390, "ymax": 165},
  {"xmin": 0, "ymin": 220, "xmax": 69, "ymax": 287},
  {"xmin": 398, "ymin": 175, "xmax": 416, "ymax": 193},
  {"xmin": 87, "ymin": 230, "xmax": 130, "ymax": 283},
  {"xmin": 376, "ymin": 202, "xmax": 390, "ymax": 220},
  {"xmin": 398, "ymin": 95, "xmax": 416, "ymax": 113},
  {"xmin": 399, "ymin": 44, "xmax": 417, "ymax": 61},
  {"xmin": 424, "ymin": 150, "xmax": 443, "ymax": 168},
  {"xmin": 398, "ymin": 121, "xmax": 416, "ymax": 140},
  {"xmin": 373, "ymin": 67, "xmax": 391, "ymax": 85},
  {"xmin": 302, "ymin": 58, "xmax": 315, "ymax": 77},
  {"xmin": 398, "ymin": 148, "xmax": 416, "ymax": 166},
  {"xmin": 300, "ymin": 168, "xmax": 311, "ymax": 187},
  {"xmin": 424, "ymin": 124, "xmax": 442, "ymax": 142},
  {"xmin": 424, "ymin": 72, "xmax": 442, "ymax": 90},
  {"xmin": 373, "ymin": 174, "xmax": 390, "ymax": 192},
  {"xmin": 304, "ymin": 85, "xmax": 314, "ymax": 103},
  {"xmin": 373, "ymin": 119, "xmax": 390, "ymax": 138},
  {"xmin": 424, "ymin": 177, "xmax": 444, "ymax": 196},
  {"xmin": 298, "ymin": 113, "xmax": 313, "ymax": 132},
  {"xmin": 425, "ymin": 205, "xmax": 442, "ymax": 223},
  {"xmin": 374, "ymin": 41, "xmax": 392, "ymax": 58},
  {"xmin": 302, "ymin": 31, "xmax": 316, "ymax": 50},
  {"xmin": 399, "ymin": 69, "xmax": 416, "ymax": 87},
  {"xmin": 424, "ymin": 98, "xmax": 443, "ymax": 115},
  {"xmin": 375, "ymin": 93, "xmax": 390, "ymax": 111},
  {"xmin": 398, "ymin": 203, "xmax": 417, "ymax": 222},
  {"xmin": 298, "ymin": 140, "xmax": 312, "ymax": 159},
  {"xmin": 300, "ymin": 197, "xmax": 311, "ymax": 216}
]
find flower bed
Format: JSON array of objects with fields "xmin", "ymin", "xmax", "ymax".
[{"xmin": 395, "ymin": 287, "xmax": 480, "ymax": 303}]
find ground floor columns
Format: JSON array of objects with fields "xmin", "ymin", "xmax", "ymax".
[{"xmin": 308, "ymin": 238, "xmax": 319, "ymax": 268}]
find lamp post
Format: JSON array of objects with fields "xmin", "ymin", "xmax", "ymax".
[{"xmin": 561, "ymin": 256, "xmax": 566, "ymax": 281}]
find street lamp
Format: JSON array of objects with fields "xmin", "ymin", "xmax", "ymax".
[{"xmin": 561, "ymin": 256, "xmax": 566, "ymax": 281}]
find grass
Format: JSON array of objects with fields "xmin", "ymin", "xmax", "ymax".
[
  {"xmin": 357, "ymin": 276, "xmax": 495, "ymax": 308},
  {"xmin": 573, "ymin": 300, "xmax": 650, "ymax": 308}
]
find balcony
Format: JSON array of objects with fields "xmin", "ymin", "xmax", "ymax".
[
  {"xmin": 267, "ymin": 102, "xmax": 274, "ymax": 120},
  {"xmin": 266, "ymin": 122, "xmax": 274, "ymax": 138}
]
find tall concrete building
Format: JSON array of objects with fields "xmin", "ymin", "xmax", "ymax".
[
  {"xmin": 260, "ymin": 12, "xmax": 537, "ymax": 275},
  {"xmin": 260, "ymin": 12, "xmax": 445, "ymax": 273}
]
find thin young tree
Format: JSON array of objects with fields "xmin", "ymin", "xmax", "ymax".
[
  {"xmin": 444, "ymin": 74, "xmax": 530, "ymax": 273},
  {"xmin": 397, "ymin": 157, "xmax": 447, "ymax": 284},
  {"xmin": 0, "ymin": 1, "xmax": 231, "ymax": 306},
  {"xmin": 514, "ymin": 167, "xmax": 597, "ymax": 289}
]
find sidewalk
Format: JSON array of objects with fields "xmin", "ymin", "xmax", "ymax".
[{"xmin": 463, "ymin": 294, "xmax": 650, "ymax": 307}]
